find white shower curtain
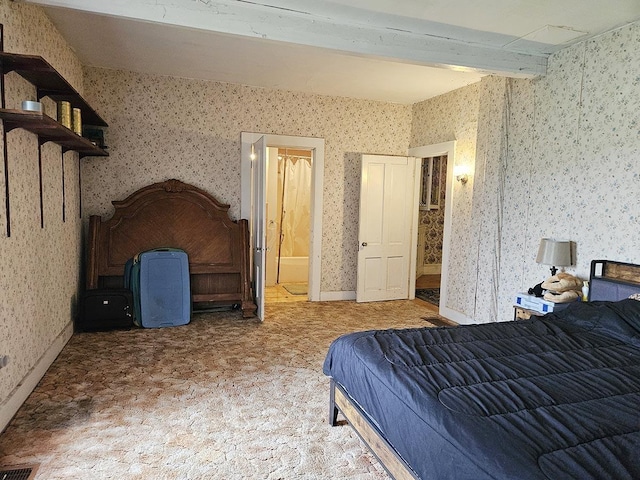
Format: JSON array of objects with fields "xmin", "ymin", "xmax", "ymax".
[{"xmin": 279, "ymin": 156, "xmax": 311, "ymax": 257}]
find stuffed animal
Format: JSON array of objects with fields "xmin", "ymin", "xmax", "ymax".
[
  {"xmin": 543, "ymin": 290, "xmax": 580, "ymax": 303},
  {"xmin": 541, "ymin": 272, "xmax": 583, "ymax": 293},
  {"xmin": 528, "ymin": 282, "xmax": 545, "ymax": 297},
  {"xmin": 541, "ymin": 272, "xmax": 582, "ymax": 303}
]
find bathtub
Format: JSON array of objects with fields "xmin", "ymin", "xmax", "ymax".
[{"xmin": 278, "ymin": 256, "xmax": 309, "ymax": 284}]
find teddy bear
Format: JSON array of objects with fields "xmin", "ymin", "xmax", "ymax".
[{"xmin": 541, "ymin": 272, "xmax": 582, "ymax": 303}]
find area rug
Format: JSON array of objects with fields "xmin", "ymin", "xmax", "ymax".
[
  {"xmin": 421, "ymin": 315, "xmax": 457, "ymax": 327},
  {"xmin": 416, "ymin": 288, "xmax": 440, "ymax": 305},
  {"xmin": 282, "ymin": 283, "xmax": 308, "ymax": 295}
]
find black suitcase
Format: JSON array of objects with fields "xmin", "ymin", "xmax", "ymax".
[{"xmin": 78, "ymin": 288, "xmax": 134, "ymax": 331}]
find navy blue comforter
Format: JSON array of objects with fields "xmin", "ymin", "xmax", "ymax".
[{"xmin": 323, "ymin": 300, "xmax": 640, "ymax": 480}]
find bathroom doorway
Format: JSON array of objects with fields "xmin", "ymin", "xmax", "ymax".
[
  {"xmin": 265, "ymin": 148, "xmax": 312, "ymax": 299},
  {"xmin": 241, "ymin": 132, "xmax": 324, "ymax": 316}
]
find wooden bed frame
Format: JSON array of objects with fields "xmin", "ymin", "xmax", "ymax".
[
  {"xmin": 329, "ymin": 259, "xmax": 640, "ymax": 480},
  {"xmin": 86, "ymin": 179, "xmax": 256, "ymax": 317},
  {"xmin": 330, "ymin": 380, "xmax": 419, "ymax": 480}
]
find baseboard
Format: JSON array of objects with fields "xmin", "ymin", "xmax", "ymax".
[
  {"xmin": 440, "ymin": 306, "xmax": 475, "ymax": 325},
  {"xmin": 319, "ymin": 291, "xmax": 356, "ymax": 301},
  {"xmin": 421, "ymin": 264, "xmax": 442, "ymax": 275},
  {"xmin": 0, "ymin": 320, "xmax": 74, "ymax": 433}
]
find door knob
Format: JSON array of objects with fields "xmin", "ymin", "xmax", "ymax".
[{"xmin": 361, "ymin": 242, "xmax": 368, "ymax": 247}]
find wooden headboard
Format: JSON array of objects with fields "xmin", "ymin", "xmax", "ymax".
[
  {"xmin": 589, "ymin": 259, "xmax": 640, "ymax": 302},
  {"xmin": 86, "ymin": 179, "xmax": 256, "ymax": 317}
]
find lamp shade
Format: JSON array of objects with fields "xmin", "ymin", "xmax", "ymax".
[{"xmin": 536, "ymin": 238, "xmax": 572, "ymax": 267}]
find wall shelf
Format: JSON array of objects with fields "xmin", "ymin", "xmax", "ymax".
[
  {"xmin": 0, "ymin": 52, "xmax": 107, "ymax": 126},
  {"xmin": 0, "ymin": 109, "xmax": 108, "ymax": 157},
  {"xmin": 1, "ymin": 49, "xmax": 110, "ymax": 237}
]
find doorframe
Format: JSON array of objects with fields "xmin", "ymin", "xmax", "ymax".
[
  {"xmin": 408, "ymin": 141, "xmax": 456, "ymax": 318},
  {"xmin": 241, "ymin": 133, "xmax": 324, "ymax": 302}
]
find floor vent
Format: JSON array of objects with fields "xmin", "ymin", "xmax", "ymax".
[{"xmin": 0, "ymin": 464, "xmax": 39, "ymax": 480}]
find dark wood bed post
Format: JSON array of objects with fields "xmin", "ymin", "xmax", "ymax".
[{"xmin": 86, "ymin": 215, "xmax": 101, "ymax": 290}]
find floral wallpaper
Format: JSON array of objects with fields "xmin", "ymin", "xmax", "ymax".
[
  {"xmin": 511, "ymin": 24, "xmax": 640, "ymax": 311},
  {"xmin": 418, "ymin": 155, "xmax": 447, "ymax": 266},
  {"xmin": 81, "ymin": 68, "xmax": 412, "ymax": 293},
  {"xmin": 471, "ymin": 76, "xmax": 509, "ymax": 322},
  {"xmin": 411, "ymin": 84, "xmax": 480, "ymax": 317},
  {"xmin": 413, "ymin": 21, "xmax": 640, "ymax": 323},
  {"xmin": 491, "ymin": 23, "xmax": 640, "ymax": 323},
  {"xmin": 0, "ymin": 0, "xmax": 83, "ymax": 412}
]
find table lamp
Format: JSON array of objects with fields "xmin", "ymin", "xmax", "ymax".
[{"xmin": 536, "ymin": 238, "xmax": 572, "ymax": 275}]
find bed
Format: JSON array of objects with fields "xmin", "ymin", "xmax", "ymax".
[
  {"xmin": 323, "ymin": 260, "xmax": 640, "ymax": 479},
  {"xmin": 86, "ymin": 179, "xmax": 256, "ymax": 317}
]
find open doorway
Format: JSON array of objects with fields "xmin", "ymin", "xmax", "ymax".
[
  {"xmin": 415, "ymin": 154, "xmax": 447, "ymax": 307},
  {"xmin": 408, "ymin": 141, "xmax": 456, "ymax": 315},
  {"xmin": 265, "ymin": 148, "xmax": 312, "ymax": 303},
  {"xmin": 240, "ymin": 133, "xmax": 325, "ymax": 318}
]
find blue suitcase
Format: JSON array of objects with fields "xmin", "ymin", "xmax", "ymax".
[{"xmin": 125, "ymin": 248, "xmax": 191, "ymax": 328}]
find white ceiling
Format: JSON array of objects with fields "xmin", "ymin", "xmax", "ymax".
[{"xmin": 23, "ymin": 0, "xmax": 640, "ymax": 104}]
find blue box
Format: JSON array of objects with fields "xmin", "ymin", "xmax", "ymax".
[{"xmin": 514, "ymin": 293, "xmax": 573, "ymax": 314}]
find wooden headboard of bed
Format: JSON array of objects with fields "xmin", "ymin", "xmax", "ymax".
[
  {"xmin": 589, "ymin": 259, "xmax": 640, "ymax": 301},
  {"xmin": 86, "ymin": 179, "xmax": 256, "ymax": 317}
]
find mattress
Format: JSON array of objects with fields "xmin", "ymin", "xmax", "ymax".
[{"xmin": 323, "ymin": 299, "xmax": 640, "ymax": 480}]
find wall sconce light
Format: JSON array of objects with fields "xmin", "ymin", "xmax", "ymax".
[{"xmin": 454, "ymin": 165, "xmax": 469, "ymax": 184}]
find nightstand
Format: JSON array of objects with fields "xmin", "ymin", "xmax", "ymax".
[{"xmin": 513, "ymin": 306, "xmax": 544, "ymax": 321}]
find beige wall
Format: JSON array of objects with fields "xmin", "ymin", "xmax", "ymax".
[
  {"xmin": 81, "ymin": 68, "xmax": 412, "ymax": 293},
  {"xmin": 411, "ymin": 21, "xmax": 640, "ymax": 323},
  {"xmin": 491, "ymin": 23, "xmax": 640, "ymax": 320},
  {"xmin": 411, "ymin": 84, "xmax": 480, "ymax": 319},
  {"xmin": 83, "ymin": 20, "xmax": 640, "ymax": 320},
  {"xmin": 0, "ymin": 0, "xmax": 84, "ymax": 414}
]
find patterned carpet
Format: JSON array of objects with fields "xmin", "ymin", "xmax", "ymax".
[{"xmin": 0, "ymin": 300, "xmax": 446, "ymax": 479}]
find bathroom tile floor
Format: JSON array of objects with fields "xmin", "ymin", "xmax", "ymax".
[{"xmin": 265, "ymin": 284, "xmax": 309, "ymax": 303}]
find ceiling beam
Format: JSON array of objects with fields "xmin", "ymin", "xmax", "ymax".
[{"xmin": 23, "ymin": 0, "xmax": 547, "ymax": 77}]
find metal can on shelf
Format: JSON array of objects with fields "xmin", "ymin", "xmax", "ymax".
[
  {"xmin": 57, "ymin": 101, "xmax": 72, "ymax": 128},
  {"xmin": 21, "ymin": 100, "xmax": 43, "ymax": 112},
  {"xmin": 72, "ymin": 108, "xmax": 82, "ymax": 135}
]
